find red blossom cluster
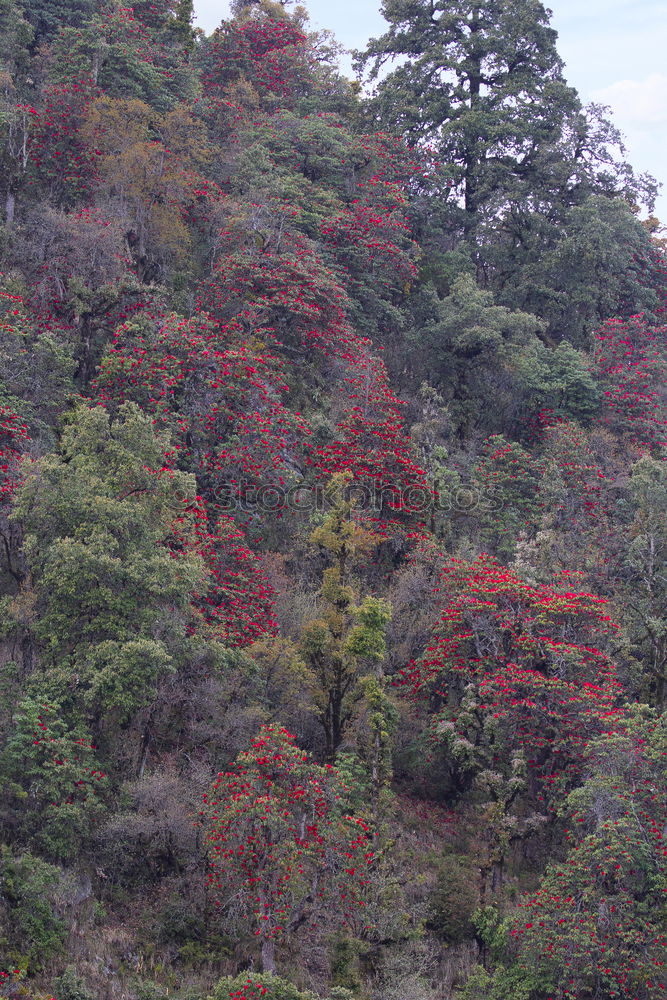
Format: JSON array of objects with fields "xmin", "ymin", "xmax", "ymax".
[
  {"xmin": 514, "ymin": 720, "xmax": 667, "ymax": 998},
  {"xmin": 205, "ymin": 726, "xmax": 373, "ymax": 949},
  {"xmin": 227, "ymin": 981, "xmax": 268, "ymax": 1000},
  {"xmin": 0, "ymin": 405, "xmax": 29, "ymax": 501},
  {"xmin": 202, "ymin": 14, "xmax": 310, "ymax": 106},
  {"xmin": 320, "ymin": 195, "xmax": 418, "ymax": 299},
  {"xmin": 0, "ymin": 286, "xmax": 33, "ymax": 338},
  {"xmin": 155, "ymin": 472, "xmax": 277, "ymax": 647},
  {"xmin": 94, "ymin": 311, "xmax": 310, "ymax": 503},
  {"xmin": 593, "ymin": 315, "xmax": 667, "ymax": 450},
  {"xmin": 346, "ymin": 131, "xmax": 442, "ymax": 194},
  {"xmin": 311, "ymin": 339, "xmax": 433, "ymax": 533},
  {"xmin": 190, "ymin": 504, "xmax": 277, "ymax": 647},
  {"xmin": 400, "ymin": 555, "xmax": 625, "ymax": 792},
  {"xmin": 25, "ymin": 82, "xmax": 100, "ymax": 206},
  {"xmin": 0, "ymin": 970, "xmax": 23, "ymax": 987},
  {"xmin": 201, "ymin": 230, "xmax": 353, "ymax": 359}
]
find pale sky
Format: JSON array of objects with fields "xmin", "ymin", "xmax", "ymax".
[{"xmin": 193, "ymin": 0, "xmax": 667, "ymax": 220}]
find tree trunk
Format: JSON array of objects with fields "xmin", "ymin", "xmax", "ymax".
[
  {"xmin": 261, "ymin": 934, "xmax": 276, "ymax": 974},
  {"xmin": 371, "ymin": 724, "xmax": 381, "ymax": 832},
  {"xmin": 138, "ymin": 728, "xmax": 151, "ymax": 779},
  {"xmin": 464, "ymin": 15, "xmax": 482, "ymax": 229},
  {"xmin": 5, "ymin": 189, "xmax": 15, "ymax": 228}
]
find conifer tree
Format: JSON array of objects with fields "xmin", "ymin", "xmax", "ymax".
[{"xmin": 357, "ymin": 0, "xmax": 580, "ymax": 231}]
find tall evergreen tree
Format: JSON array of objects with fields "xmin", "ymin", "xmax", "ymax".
[
  {"xmin": 356, "ymin": 0, "xmax": 581, "ymax": 231},
  {"xmin": 17, "ymin": 0, "xmax": 94, "ymax": 48}
]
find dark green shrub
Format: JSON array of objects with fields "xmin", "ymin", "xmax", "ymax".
[
  {"xmin": 427, "ymin": 854, "xmax": 478, "ymax": 943},
  {"xmin": 53, "ymin": 967, "xmax": 94, "ymax": 1000},
  {"xmin": 0, "ymin": 847, "xmax": 66, "ymax": 968}
]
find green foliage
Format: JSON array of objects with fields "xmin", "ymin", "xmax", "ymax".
[
  {"xmin": 52, "ymin": 966, "xmax": 94, "ymax": 1000},
  {"xmin": 410, "ymin": 275, "xmax": 544, "ymax": 435},
  {"xmin": 344, "ymin": 597, "xmax": 392, "ymax": 661},
  {"xmin": 47, "ymin": 4, "xmax": 195, "ymax": 109},
  {"xmin": 210, "ymin": 971, "xmax": 319, "ymax": 1000},
  {"xmin": 427, "ymin": 854, "xmax": 478, "ymax": 943},
  {"xmin": 132, "ymin": 982, "xmax": 205, "ymax": 1000},
  {"xmin": 471, "ymin": 435, "xmax": 544, "ymax": 557},
  {"xmin": 0, "ymin": 696, "xmax": 106, "ymax": 858},
  {"xmin": 459, "ymin": 962, "xmax": 550, "ymax": 1000},
  {"xmin": 624, "ymin": 454, "xmax": 667, "ymax": 707},
  {"xmin": 17, "ymin": 0, "xmax": 94, "ymax": 47},
  {"xmin": 0, "ymin": 847, "xmax": 66, "ymax": 968},
  {"xmin": 503, "ymin": 196, "xmax": 661, "ymax": 343},
  {"xmin": 0, "ymin": 0, "xmax": 33, "ymax": 77},
  {"xmin": 0, "ymin": 281, "xmax": 75, "ymax": 446},
  {"xmin": 512, "ymin": 339, "xmax": 601, "ymax": 430},
  {"xmin": 226, "ymin": 110, "xmax": 351, "ymax": 235},
  {"xmin": 12, "ymin": 403, "xmax": 207, "ymax": 723},
  {"xmin": 471, "ymin": 905, "xmax": 510, "ymax": 961},
  {"xmin": 357, "ymin": 0, "xmax": 580, "ymax": 230},
  {"xmin": 358, "ymin": 0, "xmax": 657, "ymax": 354},
  {"xmin": 329, "ymin": 935, "xmax": 367, "ymax": 993},
  {"xmin": 301, "ymin": 477, "xmax": 390, "ymax": 760}
]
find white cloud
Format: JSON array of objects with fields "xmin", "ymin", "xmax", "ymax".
[{"xmin": 591, "ymin": 73, "xmax": 667, "ymax": 130}]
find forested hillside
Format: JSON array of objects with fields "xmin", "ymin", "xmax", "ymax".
[{"xmin": 0, "ymin": 1, "xmax": 665, "ymax": 998}]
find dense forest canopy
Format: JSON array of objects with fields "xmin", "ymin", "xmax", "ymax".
[{"xmin": 0, "ymin": 1, "xmax": 665, "ymax": 998}]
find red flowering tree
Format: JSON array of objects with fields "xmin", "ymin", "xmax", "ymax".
[
  {"xmin": 200, "ymin": 6, "xmax": 312, "ymax": 110},
  {"xmin": 25, "ymin": 82, "xmax": 99, "ymax": 209},
  {"xmin": 401, "ymin": 556, "xmax": 625, "ymax": 799},
  {"xmin": 201, "ymin": 230, "xmax": 354, "ymax": 361},
  {"xmin": 150, "ymin": 474, "xmax": 277, "ymax": 647},
  {"xmin": 205, "ymin": 725, "xmax": 373, "ymax": 973},
  {"xmin": 344, "ymin": 130, "xmax": 443, "ymax": 207},
  {"xmin": 94, "ymin": 310, "xmax": 310, "ymax": 508},
  {"xmin": 319, "ymin": 189, "xmax": 420, "ymax": 340},
  {"xmin": 312, "ymin": 343, "xmax": 433, "ymax": 534},
  {"xmin": 313, "ymin": 406, "xmax": 430, "ymax": 533},
  {"xmin": 0, "ymin": 404, "xmax": 28, "ymax": 503},
  {"xmin": 321, "ymin": 198, "xmax": 417, "ymax": 288},
  {"xmin": 593, "ymin": 315, "xmax": 667, "ymax": 451},
  {"xmin": 191, "ymin": 508, "xmax": 278, "ymax": 647},
  {"xmin": 514, "ymin": 713, "xmax": 667, "ymax": 999}
]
